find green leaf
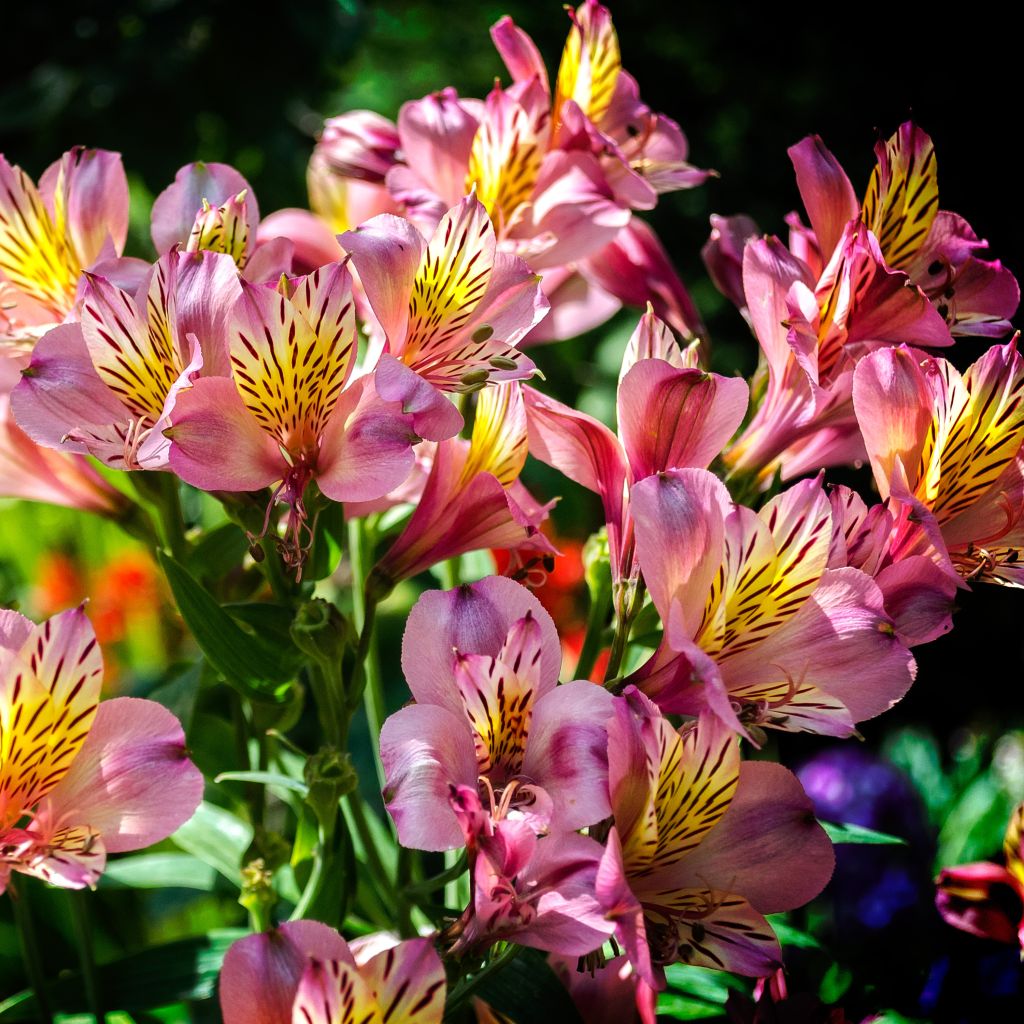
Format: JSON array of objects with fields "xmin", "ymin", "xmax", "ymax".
[
  {"xmin": 656, "ymin": 993, "xmax": 728, "ymax": 1020},
  {"xmin": 215, "ymin": 769, "xmax": 309, "ymax": 797},
  {"xmin": 172, "ymin": 801, "xmax": 253, "ymax": 885},
  {"xmin": 663, "ymin": 963, "xmax": 745, "ymax": 1000},
  {"xmin": 101, "ymin": 852, "xmax": 219, "ymax": 891},
  {"xmin": 0, "ymin": 929, "xmax": 246, "ymax": 1019},
  {"xmin": 188, "ymin": 521, "xmax": 250, "ymax": 583},
  {"xmin": 471, "ymin": 948, "xmax": 583, "ymax": 1024},
  {"xmin": 937, "ymin": 773, "xmax": 1014, "ymax": 867},
  {"xmin": 820, "ymin": 821, "xmax": 907, "ymax": 845},
  {"xmin": 766, "ymin": 916, "xmax": 823, "ymax": 950},
  {"xmin": 158, "ymin": 550, "xmax": 295, "ymax": 703},
  {"xmin": 305, "ymin": 499, "xmax": 347, "ymax": 581},
  {"xmin": 819, "ymin": 962, "xmax": 853, "ymax": 1004}
]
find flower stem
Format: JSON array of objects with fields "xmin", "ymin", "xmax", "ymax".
[
  {"xmin": 604, "ymin": 578, "xmax": 646, "ymax": 683},
  {"xmin": 444, "ymin": 943, "xmax": 522, "ymax": 1018},
  {"xmin": 574, "ymin": 571, "xmax": 612, "ymax": 681},
  {"xmin": 68, "ymin": 890, "xmax": 103, "ymax": 1021},
  {"xmin": 10, "ymin": 882, "xmax": 53, "ymax": 1024}
]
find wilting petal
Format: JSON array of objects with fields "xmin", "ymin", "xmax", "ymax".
[
  {"xmin": 167, "ymin": 376, "xmax": 282, "ymax": 491},
  {"xmin": 862, "ymin": 122, "xmax": 938, "ymax": 272},
  {"xmin": 380, "ymin": 704, "xmax": 478, "ymax": 851},
  {"xmin": 666, "ymin": 761, "xmax": 834, "ymax": 914},
  {"xmin": 788, "ymin": 135, "xmax": 858, "ymax": 259},
  {"xmin": 151, "ymin": 162, "xmax": 257, "ymax": 255},
  {"xmin": 220, "ymin": 921, "xmax": 352, "ymax": 1024},
  {"xmin": 401, "ymin": 577, "xmax": 560, "ymax": 721},
  {"xmin": 618, "ymin": 360, "xmax": 747, "ymax": 479},
  {"xmin": 630, "ymin": 468, "xmax": 731, "ymax": 636},
  {"xmin": 39, "ymin": 147, "xmax": 128, "ymax": 269},
  {"xmin": 522, "ymin": 680, "xmax": 614, "ymax": 831},
  {"xmin": 40, "ymin": 696, "xmax": 202, "ymax": 852}
]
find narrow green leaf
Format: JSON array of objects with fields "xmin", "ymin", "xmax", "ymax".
[
  {"xmin": 215, "ymin": 770, "xmax": 309, "ymax": 796},
  {"xmin": 656, "ymin": 993, "xmax": 727, "ymax": 1020},
  {"xmin": 820, "ymin": 821, "xmax": 907, "ymax": 845},
  {"xmin": 172, "ymin": 801, "xmax": 253, "ymax": 885},
  {"xmin": 101, "ymin": 852, "xmax": 219, "ymax": 891},
  {"xmin": 158, "ymin": 550, "xmax": 294, "ymax": 703},
  {"xmin": 0, "ymin": 930, "xmax": 246, "ymax": 1019}
]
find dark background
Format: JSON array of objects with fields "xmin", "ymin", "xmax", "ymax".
[{"xmin": 4, "ymin": 2, "xmax": 1022, "ymax": 1019}]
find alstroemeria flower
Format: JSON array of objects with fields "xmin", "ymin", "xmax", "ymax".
[
  {"xmin": 151, "ymin": 162, "xmax": 293, "ymax": 283},
  {"xmin": 0, "ymin": 606, "xmax": 202, "ymax": 893},
  {"xmin": 628, "ymin": 469, "xmax": 916, "ymax": 736},
  {"xmin": 596, "ymin": 688, "xmax": 834, "ymax": 985},
  {"xmin": 341, "ymin": 194, "xmax": 547, "ymax": 439},
  {"xmin": 550, "ymin": 953, "xmax": 657, "ymax": 1024},
  {"xmin": 0, "ymin": 147, "xmax": 128, "ymax": 349},
  {"xmin": 12, "ymin": 249, "xmax": 240, "ymax": 470},
  {"xmin": 380, "ymin": 577, "xmax": 613, "ymax": 850},
  {"xmin": 167, "ymin": 262, "xmax": 421, "ymax": 572},
  {"xmin": 721, "ymin": 228, "xmax": 950, "ymax": 487},
  {"xmin": 853, "ymin": 341, "xmax": 1024, "ymax": 587},
  {"xmin": 368, "ymin": 381, "xmax": 556, "ymax": 593},
  {"xmin": 525, "ymin": 309, "xmax": 747, "ymax": 613},
  {"xmin": 446, "ymin": 783, "xmax": 614, "ymax": 957},
  {"xmin": 219, "ymin": 920, "xmax": 445, "ymax": 1024},
  {"xmin": 790, "ymin": 122, "xmax": 1019, "ymax": 337},
  {"xmin": 936, "ymin": 802, "xmax": 1024, "ymax": 950}
]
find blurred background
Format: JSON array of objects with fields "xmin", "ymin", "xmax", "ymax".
[{"xmin": 2, "ymin": 2, "xmax": 1022, "ymax": 1020}]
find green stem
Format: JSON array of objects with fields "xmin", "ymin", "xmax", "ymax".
[
  {"xmin": 306, "ymin": 661, "xmax": 348, "ymax": 750},
  {"xmin": 259, "ymin": 536, "xmax": 293, "ymax": 603},
  {"xmin": 444, "ymin": 944, "xmax": 522, "ymax": 1019},
  {"xmin": 439, "ymin": 555, "xmax": 461, "ymax": 590},
  {"xmin": 574, "ymin": 571, "xmax": 612, "ymax": 681},
  {"xmin": 604, "ymin": 579, "xmax": 646, "ymax": 683},
  {"xmin": 155, "ymin": 473, "xmax": 189, "ymax": 562},
  {"xmin": 68, "ymin": 890, "xmax": 103, "ymax": 1021},
  {"xmin": 10, "ymin": 882, "xmax": 53, "ymax": 1024},
  {"xmin": 345, "ymin": 793, "xmax": 411, "ymax": 931}
]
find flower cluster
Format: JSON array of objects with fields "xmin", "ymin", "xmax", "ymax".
[{"xmin": 0, "ymin": 1, "xmax": 1021, "ymax": 1019}]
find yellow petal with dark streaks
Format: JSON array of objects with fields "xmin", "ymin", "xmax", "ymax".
[
  {"xmin": 862, "ymin": 123, "xmax": 938, "ymax": 272},
  {"xmin": 553, "ymin": 1, "xmax": 621, "ymax": 129},
  {"xmin": 460, "ymin": 381, "xmax": 528, "ymax": 488}
]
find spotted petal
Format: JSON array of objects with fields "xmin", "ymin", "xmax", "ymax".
[{"xmin": 553, "ymin": 1, "xmax": 621, "ymax": 130}]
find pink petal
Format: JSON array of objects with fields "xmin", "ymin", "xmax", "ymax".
[
  {"xmin": 852, "ymin": 346, "xmax": 936, "ymax": 498},
  {"xmin": 525, "ymin": 267, "xmax": 620, "ymax": 345},
  {"xmin": 702, "ymin": 214, "xmax": 759, "ymax": 311},
  {"xmin": 167, "ymin": 376, "xmax": 283, "ymax": 491},
  {"xmin": 675, "ymin": 898, "xmax": 782, "ymax": 978},
  {"xmin": 42, "ymin": 696, "xmax": 203, "ymax": 853},
  {"xmin": 595, "ymin": 831, "xmax": 654, "ymax": 988},
  {"xmin": 490, "ymin": 15, "xmax": 549, "ymax": 91},
  {"xmin": 935, "ymin": 862, "xmax": 1024, "ymax": 944},
  {"xmin": 220, "ymin": 921, "xmax": 353, "ymax": 1024},
  {"xmin": 874, "ymin": 556, "xmax": 955, "ymax": 647},
  {"xmin": 379, "ymin": 703, "xmax": 478, "ymax": 852},
  {"xmin": 618, "ymin": 361, "xmax": 747, "ymax": 478},
  {"xmin": 174, "ymin": 249, "xmax": 242, "ymax": 379},
  {"xmin": 401, "ymin": 576, "xmax": 560, "ymax": 719},
  {"xmin": 151, "ymin": 162, "xmax": 257, "ymax": 254},
  {"xmin": 522, "ymin": 681, "xmax": 615, "ymax": 832},
  {"xmin": 630, "ymin": 468, "xmax": 731, "ymax": 635},
  {"xmin": 39, "ymin": 147, "xmax": 128, "ymax": 266},
  {"xmin": 787, "ymin": 135, "xmax": 858, "ymax": 259},
  {"xmin": 257, "ymin": 208, "xmax": 344, "ymax": 275},
  {"xmin": 668, "ymin": 761, "xmax": 834, "ymax": 914},
  {"xmin": 361, "ymin": 939, "xmax": 446, "ymax": 1022},
  {"xmin": 373, "ymin": 354, "xmax": 463, "ymax": 441}
]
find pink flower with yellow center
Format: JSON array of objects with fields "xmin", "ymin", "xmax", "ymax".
[
  {"xmin": 0, "ymin": 147, "xmax": 128, "ymax": 350},
  {"xmin": 0, "ymin": 606, "xmax": 202, "ymax": 893}
]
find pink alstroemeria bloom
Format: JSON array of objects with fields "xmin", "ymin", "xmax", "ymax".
[
  {"xmin": 550, "ymin": 953, "xmax": 656, "ymax": 1024},
  {"xmin": 446, "ymin": 783, "xmax": 614, "ymax": 957},
  {"xmin": 628, "ymin": 469, "xmax": 916, "ymax": 736},
  {"xmin": 219, "ymin": 920, "xmax": 445, "ymax": 1024},
  {"xmin": 936, "ymin": 803, "xmax": 1024, "ymax": 951},
  {"xmin": 596, "ymin": 688, "xmax": 834, "ymax": 985},
  {"xmin": 853, "ymin": 341, "xmax": 1024, "ymax": 588},
  {"xmin": 721, "ymin": 232, "xmax": 951, "ymax": 487},
  {"xmin": 11, "ymin": 249, "xmax": 240, "ymax": 470},
  {"xmin": 368, "ymin": 381, "xmax": 556, "ymax": 594},
  {"xmin": 151, "ymin": 162, "xmax": 293, "ymax": 283},
  {"xmin": 525, "ymin": 309, "xmax": 747, "ymax": 613},
  {"xmin": 167, "ymin": 262, "xmax": 421, "ymax": 572},
  {"xmin": 341, "ymin": 193, "xmax": 547, "ymax": 439},
  {"xmin": 0, "ymin": 606, "xmax": 202, "ymax": 893},
  {"xmin": 0, "ymin": 147, "xmax": 129, "ymax": 349},
  {"xmin": 788, "ymin": 122, "xmax": 1019, "ymax": 337},
  {"xmin": 380, "ymin": 576, "xmax": 613, "ymax": 850}
]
